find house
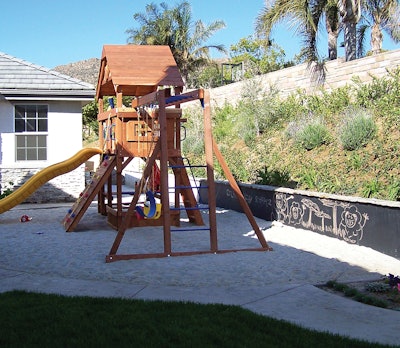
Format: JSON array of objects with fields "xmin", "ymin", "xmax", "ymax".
[{"xmin": 0, "ymin": 52, "xmax": 96, "ymax": 203}]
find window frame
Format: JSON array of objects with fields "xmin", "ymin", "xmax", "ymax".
[{"xmin": 14, "ymin": 104, "xmax": 49, "ymax": 161}]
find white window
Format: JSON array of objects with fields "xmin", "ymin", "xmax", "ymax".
[{"xmin": 14, "ymin": 105, "xmax": 48, "ymax": 161}]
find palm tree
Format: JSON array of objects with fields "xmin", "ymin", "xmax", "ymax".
[
  {"xmin": 339, "ymin": 0, "xmax": 362, "ymax": 61},
  {"xmin": 325, "ymin": 0, "xmax": 341, "ymax": 60},
  {"xmin": 255, "ymin": 0, "xmax": 340, "ymax": 62},
  {"xmin": 126, "ymin": 1, "xmax": 226, "ymax": 86},
  {"xmin": 357, "ymin": 0, "xmax": 400, "ymax": 56},
  {"xmin": 256, "ymin": 0, "xmax": 318, "ymax": 63}
]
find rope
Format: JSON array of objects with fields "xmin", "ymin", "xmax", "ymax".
[{"xmin": 134, "ymin": 103, "xmax": 162, "ymax": 220}]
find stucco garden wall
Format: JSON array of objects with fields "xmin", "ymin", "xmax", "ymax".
[{"xmin": 209, "ymin": 49, "xmax": 400, "ymax": 106}]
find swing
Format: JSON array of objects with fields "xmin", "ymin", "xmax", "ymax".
[{"xmin": 135, "ymin": 190, "xmax": 157, "ymax": 219}]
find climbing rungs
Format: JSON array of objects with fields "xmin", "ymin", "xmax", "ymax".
[
  {"xmin": 170, "ymin": 206, "xmax": 209, "ymax": 211},
  {"xmin": 170, "ymin": 227, "xmax": 211, "ymax": 232},
  {"xmin": 169, "ymin": 164, "xmax": 207, "ymax": 169},
  {"xmin": 103, "ymin": 191, "xmax": 135, "ymax": 195},
  {"xmin": 170, "ymin": 185, "xmax": 208, "ymax": 190}
]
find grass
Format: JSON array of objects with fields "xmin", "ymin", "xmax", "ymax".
[
  {"xmin": 0, "ymin": 291, "xmax": 394, "ymax": 347},
  {"xmin": 325, "ymin": 281, "xmax": 390, "ymax": 309}
]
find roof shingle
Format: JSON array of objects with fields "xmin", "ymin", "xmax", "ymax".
[{"xmin": 0, "ymin": 52, "xmax": 95, "ymax": 99}]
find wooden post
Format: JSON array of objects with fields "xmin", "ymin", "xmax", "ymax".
[
  {"xmin": 203, "ymin": 90, "xmax": 218, "ymax": 252},
  {"xmin": 98, "ymin": 98, "xmax": 104, "ymax": 150},
  {"xmin": 97, "ymin": 98, "xmax": 105, "ymax": 214},
  {"xmin": 116, "ymin": 91, "xmax": 123, "ymax": 108},
  {"xmin": 116, "ymin": 146, "xmax": 123, "ymax": 218},
  {"xmin": 158, "ymin": 90, "xmax": 172, "ymax": 255}
]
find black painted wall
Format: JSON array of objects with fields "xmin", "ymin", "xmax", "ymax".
[{"xmin": 199, "ymin": 180, "xmax": 400, "ymax": 260}]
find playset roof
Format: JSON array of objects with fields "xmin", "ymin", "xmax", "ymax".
[{"xmin": 96, "ymin": 45, "xmax": 184, "ymax": 99}]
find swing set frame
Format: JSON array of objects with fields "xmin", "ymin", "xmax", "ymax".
[{"xmin": 65, "ymin": 45, "xmax": 272, "ymax": 261}]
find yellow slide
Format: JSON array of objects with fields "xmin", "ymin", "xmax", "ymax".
[{"xmin": 0, "ymin": 147, "xmax": 103, "ymax": 214}]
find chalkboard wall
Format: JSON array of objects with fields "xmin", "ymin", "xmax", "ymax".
[{"xmin": 199, "ymin": 180, "xmax": 400, "ymax": 260}]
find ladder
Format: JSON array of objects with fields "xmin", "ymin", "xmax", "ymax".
[
  {"xmin": 169, "ymin": 156, "xmax": 205, "ymax": 225},
  {"xmin": 169, "ymin": 157, "xmax": 210, "ymax": 232},
  {"xmin": 62, "ymin": 155, "xmax": 116, "ymax": 232}
]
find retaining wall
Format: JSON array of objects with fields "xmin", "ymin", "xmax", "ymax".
[
  {"xmin": 199, "ymin": 180, "xmax": 400, "ymax": 260},
  {"xmin": 208, "ymin": 49, "xmax": 400, "ymax": 106}
]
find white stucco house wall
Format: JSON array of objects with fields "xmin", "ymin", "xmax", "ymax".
[{"xmin": 0, "ymin": 52, "xmax": 96, "ymax": 203}]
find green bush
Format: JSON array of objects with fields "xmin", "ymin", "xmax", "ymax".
[
  {"xmin": 182, "ymin": 107, "xmax": 205, "ymax": 156},
  {"xmin": 298, "ymin": 122, "xmax": 331, "ymax": 150},
  {"xmin": 338, "ymin": 107, "xmax": 377, "ymax": 151},
  {"xmin": 388, "ymin": 179, "xmax": 400, "ymax": 201},
  {"xmin": 255, "ymin": 166, "xmax": 291, "ymax": 186},
  {"xmin": 0, "ymin": 182, "xmax": 14, "ymax": 199},
  {"xmin": 286, "ymin": 116, "xmax": 331, "ymax": 150},
  {"xmin": 362, "ymin": 178, "xmax": 382, "ymax": 198},
  {"xmin": 303, "ymin": 86, "xmax": 351, "ymax": 119}
]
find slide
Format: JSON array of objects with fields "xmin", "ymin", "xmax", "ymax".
[{"xmin": 0, "ymin": 147, "xmax": 103, "ymax": 214}]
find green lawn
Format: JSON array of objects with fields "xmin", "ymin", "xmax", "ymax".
[{"xmin": 0, "ymin": 291, "xmax": 393, "ymax": 347}]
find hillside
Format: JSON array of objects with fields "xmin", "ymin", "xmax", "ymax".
[
  {"xmin": 56, "ymin": 56, "xmax": 400, "ymax": 201},
  {"xmin": 53, "ymin": 58, "xmax": 100, "ymax": 86},
  {"xmin": 182, "ymin": 67, "xmax": 400, "ymax": 201}
]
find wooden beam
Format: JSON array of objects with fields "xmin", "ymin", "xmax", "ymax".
[
  {"xmin": 116, "ymin": 91, "xmax": 123, "ymax": 108},
  {"xmin": 158, "ymin": 89, "xmax": 172, "ymax": 256},
  {"xmin": 212, "ymin": 139, "xmax": 272, "ymax": 250},
  {"xmin": 131, "ymin": 90, "xmax": 160, "ymax": 108},
  {"xmin": 107, "ymin": 140, "xmax": 161, "ymax": 258},
  {"xmin": 203, "ymin": 90, "xmax": 218, "ymax": 252},
  {"xmin": 106, "ymin": 247, "xmax": 268, "ymax": 262}
]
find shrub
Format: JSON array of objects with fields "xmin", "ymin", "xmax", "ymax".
[
  {"xmin": 235, "ymin": 81, "xmax": 283, "ymax": 144},
  {"xmin": 286, "ymin": 115, "xmax": 331, "ymax": 150},
  {"xmin": 255, "ymin": 166, "xmax": 291, "ymax": 186},
  {"xmin": 362, "ymin": 178, "xmax": 382, "ymax": 198},
  {"xmin": 388, "ymin": 179, "xmax": 400, "ymax": 201},
  {"xmin": 303, "ymin": 86, "xmax": 351, "ymax": 119},
  {"xmin": 182, "ymin": 107, "xmax": 205, "ymax": 156},
  {"xmin": 0, "ymin": 182, "xmax": 14, "ymax": 199},
  {"xmin": 338, "ymin": 107, "xmax": 377, "ymax": 151},
  {"xmin": 297, "ymin": 167, "xmax": 318, "ymax": 190}
]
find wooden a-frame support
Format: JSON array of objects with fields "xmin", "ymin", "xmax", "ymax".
[{"xmin": 105, "ymin": 89, "xmax": 272, "ymax": 262}]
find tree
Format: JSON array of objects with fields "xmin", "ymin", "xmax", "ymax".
[
  {"xmin": 256, "ymin": 0, "xmax": 317, "ymax": 62},
  {"xmin": 358, "ymin": 0, "xmax": 400, "ymax": 56},
  {"xmin": 82, "ymin": 100, "xmax": 98, "ymax": 134},
  {"xmin": 339, "ymin": 0, "xmax": 362, "ymax": 61},
  {"xmin": 255, "ymin": 0, "xmax": 338, "ymax": 82},
  {"xmin": 324, "ymin": 0, "xmax": 341, "ymax": 60},
  {"xmin": 229, "ymin": 36, "xmax": 290, "ymax": 78},
  {"xmin": 302, "ymin": 0, "xmax": 341, "ymax": 61},
  {"xmin": 254, "ymin": 0, "xmax": 343, "ymax": 84},
  {"xmin": 126, "ymin": 1, "xmax": 226, "ymax": 85},
  {"xmin": 187, "ymin": 62, "xmax": 222, "ymax": 88}
]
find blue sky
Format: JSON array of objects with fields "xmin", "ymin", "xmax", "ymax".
[{"xmin": 1, "ymin": 0, "xmax": 399, "ymax": 69}]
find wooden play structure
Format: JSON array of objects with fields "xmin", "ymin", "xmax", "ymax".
[{"xmin": 62, "ymin": 45, "xmax": 272, "ymax": 261}]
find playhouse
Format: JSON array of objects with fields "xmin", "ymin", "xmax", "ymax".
[{"xmin": 61, "ymin": 45, "xmax": 271, "ymax": 261}]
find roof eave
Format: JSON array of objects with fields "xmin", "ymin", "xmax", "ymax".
[{"xmin": 0, "ymin": 89, "xmax": 95, "ymax": 101}]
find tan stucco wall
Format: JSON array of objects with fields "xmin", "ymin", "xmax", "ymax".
[{"xmin": 209, "ymin": 49, "xmax": 400, "ymax": 106}]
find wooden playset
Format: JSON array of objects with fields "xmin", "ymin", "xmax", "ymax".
[{"xmin": 62, "ymin": 45, "xmax": 272, "ymax": 261}]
